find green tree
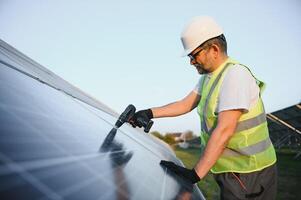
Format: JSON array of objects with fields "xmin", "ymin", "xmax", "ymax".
[{"xmin": 150, "ymin": 131, "xmax": 164, "ymax": 140}]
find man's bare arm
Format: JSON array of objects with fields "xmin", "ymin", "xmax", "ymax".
[
  {"xmin": 194, "ymin": 109, "xmax": 243, "ymax": 179},
  {"xmin": 151, "ymin": 91, "xmax": 201, "ymax": 118}
]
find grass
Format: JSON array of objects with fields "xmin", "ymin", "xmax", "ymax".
[
  {"xmin": 174, "ymin": 147, "xmax": 220, "ymax": 200},
  {"xmin": 174, "ymin": 147, "xmax": 301, "ymax": 200},
  {"xmin": 276, "ymin": 150, "xmax": 301, "ymax": 200}
]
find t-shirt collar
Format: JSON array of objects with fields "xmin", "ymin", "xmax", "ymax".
[{"xmin": 207, "ymin": 57, "xmax": 234, "ymax": 78}]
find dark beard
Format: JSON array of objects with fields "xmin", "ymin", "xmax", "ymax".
[{"xmin": 194, "ymin": 64, "xmax": 209, "ymax": 74}]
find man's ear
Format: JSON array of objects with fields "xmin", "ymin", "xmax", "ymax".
[
  {"xmin": 211, "ymin": 44, "xmax": 221, "ymax": 54},
  {"xmin": 210, "ymin": 44, "xmax": 220, "ymax": 58}
]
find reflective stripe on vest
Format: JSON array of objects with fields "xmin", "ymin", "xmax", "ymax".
[
  {"xmin": 235, "ymin": 112, "xmax": 266, "ymax": 132},
  {"xmin": 222, "ymin": 137, "xmax": 272, "ymax": 157},
  {"xmin": 201, "ymin": 63, "xmax": 267, "ymax": 134},
  {"xmin": 202, "ymin": 63, "xmax": 232, "ymax": 134},
  {"xmin": 198, "ymin": 60, "xmax": 277, "ymax": 173}
]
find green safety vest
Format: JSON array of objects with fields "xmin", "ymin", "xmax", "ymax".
[{"xmin": 197, "ymin": 58, "xmax": 276, "ymax": 174}]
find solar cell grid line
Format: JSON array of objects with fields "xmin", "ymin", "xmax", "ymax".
[
  {"xmin": 117, "ymin": 128, "xmax": 168, "ymax": 160},
  {"xmin": 0, "ymin": 105, "xmax": 120, "ymax": 181},
  {"xmin": 0, "ymin": 59, "xmax": 55, "ymax": 93},
  {"xmin": 0, "ymin": 95, "xmax": 133, "ymax": 198},
  {"xmin": 0, "ymin": 105, "xmax": 70, "ymax": 161},
  {"xmin": 63, "ymin": 148, "xmax": 130, "ymax": 199},
  {"xmin": 79, "ymin": 99, "xmax": 170, "ymax": 161},
  {"xmin": 0, "ymin": 69, "xmax": 117, "ymax": 151},
  {"xmin": 0, "ymin": 42, "xmax": 205, "ymax": 199},
  {"xmin": 63, "ymin": 95, "xmax": 128, "ymax": 147},
  {"xmin": 0, "ymin": 150, "xmax": 125, "ymax": 176},
  {"xmin": 0, "ymin": 85, "xmax": 87, "ymax": 131},
  {"xmin": 0, "ymin": 102, "xmax": 98, "ymax": 157},
  {"xmin": 99, "ymin": 129, "xmax": 166, "ymax": 199},
  {"xmin": 106, "ymin": 148, "xmax": 162, "ymax": 186},
  {"xmin": 129, "ymin": 166, "xmax": 154, "ymax": 199},
  {"xmin": 0, "ymin": 87, "xmax": 106, "ymax": 133},
  {"xmin": 0, "ymin": 55, "xmax": 57, "ymax": 93},
  {"xmin": 30, "ymin": 118, "xmax": 103, "ymax": 152},
  {"xmin": 0, "ymin": 150, "xmax": 129, "ymax": 196},
  {"xmin": 0, "ymin": 72, "xmax": 110, "ymax": 145},
  {"xmin": 111, "ymin": 119, "xmax": 177, "ymax": 158},
  {"xmin": 38, "ymin": 163, "xmax": 117, "ymax": 200},
  {"xmin": 112, "ymin": 154, "xmax": 158, "ymax": 199},
  {"xmin": 1, "ymin": 158, "xmax": 94, "ymax": 192},
  {"xmin": 96, "ymin": 166, "xmax": 137, "ymax": 200},
  {"xmin": 70, "ymin": 96, "xmax": 117, "ymax": 127},
  {"xmin": 0, "ymin": 55, "xmax": 115, "ymax": 116},
  {"xmin": 0, "ymin": 67, "xmax": 164, "ymax": 198},
  {"xmin": 73, "ymin": 96, "xmax": 177, "ymax": 161},
  {"xmin": 97, "ymin": 158, "xmax": 160, "ymax": 200},
  {"xmin": 73, "ymin": 99, "xmax": 160, "ymax": 154},
  {"xmin": 35, "ymin": 153, "xmax": 118, "ymax": 197},
  {"xmin": 62, "ymin": 177, "xmax": 117, "ymax": 200},
  {"xmin": 50, "ymin": 176, "xmax": 107, "ymax": 200},
  {"xmin": 0, "ymin": 60, "xmax": 62, "ymax": 116},
  {"xmin": 0, "ymin": 153, "xmax": 62, "ymax": 200},
  {"xmin": 0, "ymin": 103, "xmax": 103, "ymax": 143},
  {"xmin": 0, "ymin": 151, "xmax": 127, "ymax": 198},
  {"xmin": 0, "ymin": 144, "xmax": 128, "ymax": 175},
  {"xmin": 125, "ymin": 156, "xmax": 169, "ymax": 199}
]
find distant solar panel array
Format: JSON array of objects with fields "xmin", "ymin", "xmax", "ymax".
[
  {"xmin": 267, "ymin": 103, "xmax": 301, "ymax": 158},
  {"xmin": 0, "ymin": 39, "xmax": 205, "ymax": 199}
]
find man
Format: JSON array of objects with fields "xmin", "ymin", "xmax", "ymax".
[{"xmin": 130, "ymin": 16, "xmax": 277, "ymax": 200}]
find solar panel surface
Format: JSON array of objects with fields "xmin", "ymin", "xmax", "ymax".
[{"xmin": 0, "ymin": 39, "xmax": 205, "ymax": 200}]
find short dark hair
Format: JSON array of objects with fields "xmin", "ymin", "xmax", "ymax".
[{"xmin": 202, "ymin": 34, "xmax": 227, "ymax": 55}]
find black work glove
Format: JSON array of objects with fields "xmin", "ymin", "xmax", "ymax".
[
  {"xmin": 129, "ymin": 109, "xmax": 153, "ymax": 128},
  {"xmin": 160, "ymin": 160, "xmax": 200, "ymax": 184}
]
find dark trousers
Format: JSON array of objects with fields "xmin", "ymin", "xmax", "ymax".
[{"xmin": 213, "ymin": 164, "xmax": 277, "ymax": 200}]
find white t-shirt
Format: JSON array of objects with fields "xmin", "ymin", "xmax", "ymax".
[{"xmin": 193, "ymin": 64, "xmax": 260, "ymax": 113}]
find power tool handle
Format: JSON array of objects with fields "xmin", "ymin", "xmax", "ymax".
[
  {"xmin": 144, "ymin": 119, "xmax": 154, "ymax": 133},
  {"xmin": 137, "ymin": 118, "xmax": 154, "ymax": 133}
]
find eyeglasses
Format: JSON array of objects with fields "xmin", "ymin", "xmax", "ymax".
[{"xmin": 188, "ymin": 47, "xmax": 205, "ymax": 60}]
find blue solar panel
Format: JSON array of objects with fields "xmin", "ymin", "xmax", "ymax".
[{"xmin": 0, "ymin": 39, "xmax": 205, "ymax": 200}]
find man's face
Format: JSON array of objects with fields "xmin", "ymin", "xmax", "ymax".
[{"xmin": 188, "ymin": 45, "xmax": 213, "ymax": 74}]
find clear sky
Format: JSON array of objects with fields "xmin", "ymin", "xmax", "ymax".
[{"xmin": 0, "ymin": 0, "xmax": 300, "ymax": 134}]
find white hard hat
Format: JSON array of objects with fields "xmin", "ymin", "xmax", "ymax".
[{"xmin": 181, "ymin": 16, "xmax": 223, "ymax": 56}]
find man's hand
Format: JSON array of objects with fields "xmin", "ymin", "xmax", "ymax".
[
  {"xmin": 129, "ymin": 109, "xmax": 153, "ymax": 128},
  {"xmin": 160, "ymin": 160, "xmax": 200, "ymax": 184}
]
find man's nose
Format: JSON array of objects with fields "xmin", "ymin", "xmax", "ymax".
[{"xmin": 190, "ymin": 58, "xmax": 196, "ymax": 65}]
